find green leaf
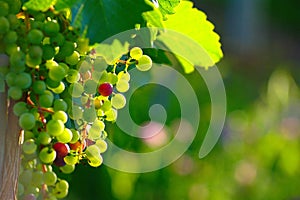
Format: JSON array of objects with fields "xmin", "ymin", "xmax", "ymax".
[
  {"xmin": 55, "ymin": 0, "xmax": 81, "ymax": 10},
  {"xmin": 72, "ymin": 0, "xmax": 153, "ymax": 44},
  {"xmin": 157, "ymin": 0, "xmax": 180, "ymax": 19},
  {"xmin": 142, "ymin": 9, "xmax": 164, "ymax": 28},
  {"xmin": 159, "ymin": 0, "xmax": 223, "ymax": 71},
  {"xmin": 23, "ymin": 0, "xmax": 56, "ymax": 11},
  {"xmin": 94, "ymin": 39, "xmax": 130, "ymax": 65}
]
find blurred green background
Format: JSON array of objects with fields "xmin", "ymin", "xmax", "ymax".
[{"xmin": 63, "ymin": 0, "xmax": 300, "ymax": 199}]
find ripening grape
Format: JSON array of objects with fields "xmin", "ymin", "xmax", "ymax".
[
  {"xmin": 39, "ymin": 147, "xmax": 56, "ymax": 164},
  {"xmin": 95, "ymin": 139, "xmax": 108, "ymax": 153},
  {"xmin": 98, "ymin": 82, "xmax": 113, "ymax": 96},
  {"xmin": 111, "ymin": 93, "xmax": 126, "ymax": 109},
  {"xmin": 19, "ymin": 113, "xmax": 36, "ymax": 130},
  {"xmin": 130, "ymin": 47, "xmax": 143, "ymax": 60},
  {"xmin": 53, "ymin": 142, "xmax": 70, "ymax": 158},
  {"xmin": 136, "ymin": 55, "xmax": 152, "ymax": 71}
]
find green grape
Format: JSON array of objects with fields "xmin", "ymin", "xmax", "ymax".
[
  {"xmin": 50, "ymin": 81, "xmax": 65, "ymax": 94},
  {"xmin": 19, "ymin": 113, "xmax": 36, "ymax": 130},
  {"xmin": 28, "ymin": 45, "xmax": 43, "ymax": 59},
  {"xmin": 85, "ymin": 145, "xmax": 100, "ymax": 158},
  {"xmin": 42, "ymin": 44, "xmax": 55, "ymax": 60},
  {"xmin": 50, "ymin": 33, "xmax": 65, "ymax": 46},
  {"xmin": 78, "ymin": 60, "xmax": 91, "ymax": 73},
  {"xmin": 118, "ymin": 71, "xmax": 130, "ymax": 82},
  {"xmin": 30, "ymin": 20, "xmax": 43, "ymax": 30},
  {"xmin": 27, "ymin": 29, "xmax": 44, "ymax": 44},
  {"xmin": 56, "ymin": 128, "xmax": 73, "ymax": 143},
  {"xmin": 76, "ymin": 37, "xmax": 89, "ymax": 54},
  {"xmin": 56, "ymin": 180, "xmax": 69, "ymax": 191},
  {"xmin": 83, "ymin": 107, "xmax": 97, "ymax": 123},
  {"xmin": 107, "ymin": 72, "xmax": 118, "ymax": 85},
  {"xmin": 87, "ymin": 154, "xmax": 103, "ymax": 167},
  {"xmin": 15, "ymin": 72, "xmax": 32, "ymax": 89},
  {"xmin": 5, "ymin": 0, "xmax": 21, "ymax": 14},
  {"xmin": 46, "ymin": 119, "xmax": 64, "ymax": 136},
  {"xmin": 0, "ymin": 1, "xmax": 9, "ymax": 17},
  {"xmin": 13, "ymin": 102, "xmax": 29, "ymax": 116},
  {"xmin": 64, "ymin": 155, "xmax": 78, "ymax": 165},
  {"xmin": 95, "ymin": 139, "xmax": 108, "ymax": 153},
  {"xmin": 65, "ymin": 51, "xmax": 80, "ymax": 65},
  {"xmin": 111, "ymin": 93, "xmax": 126, "ymax": 109},
  {"xmin": 39, "ymin": 90, "xmax": 54, "ymax": 107},
  {"xmin": 31, "ymin": 171, "xmax": 44, "ymax": 187},
  {"xmin": 19, "ymin": 170, "xmax": 33, "ymax": 185},
  {"xmin": 116, "ymin": 79, "xmax": 129, "ymax": 93},
  {"xmin": 66, "ymin": 69, "xmax": 80, "ymax": 83},
  {"xmin": 57, "ymin": 41, "xmax": 75, "ymax": 58},
  {"xmin": 59, "ymin": 62, "xmax": 69, "ymax": 73},
  {"xmin": 5, "ymin": 43, "xmax": 18, "ymax": 55},
  {"xmin": 43, "ymin": 171, "xmax": 57, "ymax": 186},
  {"xmin": 88, "ymin": 127, "xmax": 101, "ymax": 140},
  {"xmin": 60, "ymin": 164, "xmax": 75, "ymax": 174},
  {"xmin": 93, "ymin": 57, "xmax": 107, "ymax": 72},
  {"xmin": 136, "ymin": 55, "xmax": 152, "ymax": 71},
  {"xmin": 68, "ymin": 105, "xmax": 83, "ymax": 120},
  {"xmin": 80, "ymin": 96, "xmax": 89, "ymax": 105},
  {"xmin": 10, "ymin": 50, "xmax": 25, "ymax": 72},
  {"xmin": 18, "ymin": 183, "xmax": 24, "ymax": 196},
  {"xmin": 69, "ymin": 129, "xmax": 80, "ymax": 143},
  {"xmin": 45, "ymin": 59, "xmax": 58, "ymax": 70},
  {"xmin": 100, "ymin": 100, "xmax": 111, "ymax": 112},
  {"xmin": 25, "ymin": 53, "xmax": 42, "ymax": 67},
  {"xmin": 5, "ymin": 71, "xmax": 16, "ymax": 86},
  {"xmin": 22, "ymin": 139, "xmax": 37, "ymax": 154},
  {"xmin": 46, "ymin": 77, "xmax": 60, "ymax": 88},
  {"xmin": 69, "ymin": 82, "xmax": 83, "ymax": 98},
  {"xmin": 4, "ymin": 31, "xmax": 18, "ymax": 44},
  {"xmin": 91, "ymin": 71, "xmax": 103, "ymax": 81},
  {"xmin": 105, "ymin": 108, "xmax": 117, "ymax": 122},
  {"xmin": 0, "ymin": 16, "xmax": 9, "ymax": 34},
  {"xmin": 7, "ymin": 14, "xmax": 20, "ymax": 30},
  {"xmin": 130, "ymin": 47, "xmax": 143, "ymax": 60},
  {"xmin": 53, "ymin": 188, "xmax": 68, "ymax": 199},
  {"xmin": 8, "ymin": 86, "xmax": 22, "ymax": 100},
  {"xmin": 32, "ymin": 80, "xmax": 46, "ymax": 94},
  {"xmin": 53, "ymin": 99, "xmax": 68, "ymax": 112},
  {"xmin": 39, "ymin": 147, "xmax": 56, "ymax": 164},
  {"xmin": 37, "ymin": 131, "xmax": 52, "ymax": 145},
  {"xmin": 83, "ymin": 79, "xmax": 97, "ymax": 94},
  {"xmin": 43, "ymin": 20, "xmax": 60, "ymax": 37},
  {"xmin": 52, "ymin": 111, "xmax": 68, "ymax": 123},
  {"xmin": 24, "ymin": 131, "xmax": 35, "ymax": 140},
  {"xmin": 48, "ymin": 65, "xmax": 66, "ymax": 82}
]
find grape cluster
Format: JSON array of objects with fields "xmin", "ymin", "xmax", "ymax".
[{"xmin": 0, "ymin": 0, "xmax": 152, "ymax": 199}]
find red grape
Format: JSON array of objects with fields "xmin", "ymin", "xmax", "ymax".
[
  {"xmin": 53, "ymin": 142, "xmax": 70, "ymax": 158},
  {"xmin": 98, "ymin": 82, "xmax": 113, "ymax": 96}
]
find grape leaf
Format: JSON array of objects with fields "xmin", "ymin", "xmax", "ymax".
[
  {"xmin": 55, "ymin": 0, "xmax": 81, "ymax": 10},
  {"xmin": 23, "ymin": 0, "xmax": 56, "ymax": 11},
  {"xmin": 94, "ymin": 39, "xmax": 130, "ymax": 65},
  {"xmin": 158, "ymin": 1, "xmax": 223, "ymax": 72},
  {"xmin": 157, "ymin": 0, "xmax": 180, "ymax": 18},
  {"xmin": 72, "ymin": 0, "xmax": 153, "ymax": 44},
  {"xmin": 142, "ymin": 9, "xmax": 164, "ymax": 27}
]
